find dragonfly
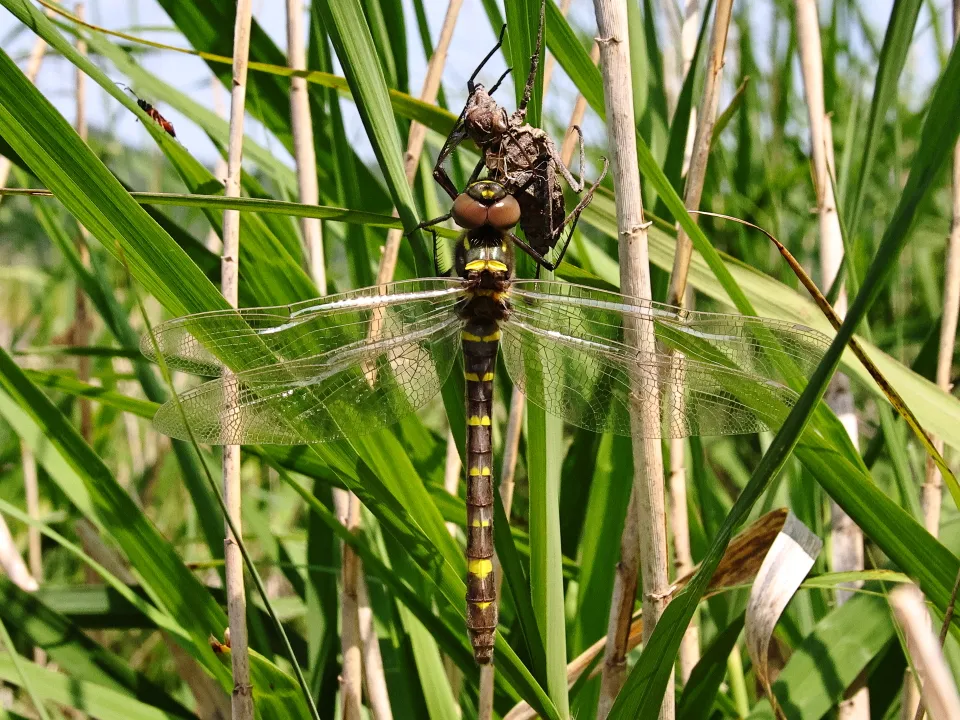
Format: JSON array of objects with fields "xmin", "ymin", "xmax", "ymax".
[{"xmin": 142, "ymin": 180, "xmax": 829, "ymax": 665}]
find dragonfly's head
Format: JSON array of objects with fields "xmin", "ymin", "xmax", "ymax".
[
  {"xmin": 453, "ymin": 182, "xmax": 517, "ymax": 282},
  {"xmin": 452, "ymin": 181, "xmax": 520, "ymax": 232}
]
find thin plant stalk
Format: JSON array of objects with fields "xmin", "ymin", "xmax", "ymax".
[
  {"xmin": 286, "ymin": 0, "xmax": 326, "ymax": 294},
  {"xmin": 221, "ymin": 1, "xmax": 255, "ymax": 715},
  {"xmin": 893, "ymin": 585, "xmax": 960, "ymax": 720},
  {"xmin": 794, "ymin": 1, "xmax": 867, "ymax": 716},
  {"xmin": 593, "ymin": 0, "xmax": 671, "ymax": 717},
  {"xmin": 665, "ymin": 0, "xmax": 732, "ymax": 684},
  {"xmin": 666, "ymin": 0, "xmax": 733, "ymax": 307},
  {"xmin": 336, "ymin": 489, "xmax": 363, "ymax": 719},
  {"xmin": 357, "ymin": 573, "xmax": 392, "ymax": 720}
]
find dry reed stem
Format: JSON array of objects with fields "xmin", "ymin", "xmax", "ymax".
[
  {"xmin": 375, "ymin": 0, "xmax": 464, "ymax": 286},
  {"xmin": 665, "ymin": 0, "xmax": 732, "ymax": 684},
  {"xmin": 286, "ymin": 0, "xmax": 326, "ymax": 294},
  {"xmin": 893, "ymin": 585, "xmax": 960, "ymax": 720},
  {"xmin": 666, "ymin": 0, "xmax": 732, "ymax": 307},
  {"xmin": 794, "ymin": 3, "xmax": 868, "ymax": 715},
  {"xmin": 336, "ymin": 490, "xmax": 363, "ymax": 719},
  {"xmin": 221, "ymin": 1, "xmax": 255, "ymax": 715},
  {"xmin": 357, "ymin": 572, "xmax": 392, "ymax": 720},
  {"xmin": 593, "ymin": 1, "xmax": 671, "ymax": 717},
  {"xmin": 478, "ymin": 664, "xmax": 496, "ymax": 720}
]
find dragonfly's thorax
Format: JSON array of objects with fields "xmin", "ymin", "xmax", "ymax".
[{"xmin": 456, "ymin": 225, "xmax": 512, "ymax": 325}]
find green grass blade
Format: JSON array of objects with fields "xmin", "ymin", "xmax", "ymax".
[
  {"xmin": 845, "ymin": 0, "xmax": 924, "ymax": 237},
  {"xmin": 747, "ymin": 593, "xmax": 894, "ymax": 718},
  {"xmin": 315, "ymin": 0, "xmax": 431, "ymax": 272},
  {"xmin": 676, "ymin": 613, "xmax": 744, "ymax": 720},
  {"xmin": 0, "ymin": 580, "xmax": 195, "ymax": 718}
]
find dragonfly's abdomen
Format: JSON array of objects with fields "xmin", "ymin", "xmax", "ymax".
[{"xmin": 462, "ymin": 318, "xmax": 500, "ymax": 664}]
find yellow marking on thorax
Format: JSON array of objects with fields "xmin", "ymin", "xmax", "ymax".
[
  {"xmin": 482, "ymin": 330, "xmax": 501, "ymax": 342},
  {"xmin": 468, "ymin": 558, "xmax": 493, "ymax": 578},
  {"xmin": 464, "ymin": 259, "xmax": 508, "ymax": 273},
  {"xmin": 467, "ymin": 416, "xmax": 491, "ymax": 426}
]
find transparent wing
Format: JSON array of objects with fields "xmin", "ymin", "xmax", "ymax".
[
  {"xmin": 504, "ymin": 281, "xmax": 830, "ymax": 439},
  {"xmin": 153, "ymin": 314, "xmax": 463, "ymax": 445},
  {"xmin": 141, "ymin": 279, "xmax": 465, "ymax": 376}
]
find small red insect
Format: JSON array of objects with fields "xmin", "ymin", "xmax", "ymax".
[{"xmin": 118, "ymin": 85, "xmax": 176, "ymax": 139}]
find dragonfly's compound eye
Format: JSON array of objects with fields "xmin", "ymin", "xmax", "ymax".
[
  {"xmin": 452, "ymin": 193, "xmax": 489, "ymax": 229},
  {"xmin": 487, "ymin": 194, "xmax": 520, "ymax": 230}
]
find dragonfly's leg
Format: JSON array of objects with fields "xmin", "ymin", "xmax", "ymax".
[
  {"xmin": 488, "ymin": 67, "xmax": 512, "ymax": 96},
  {"xmin": 539, "ymin": 156, "xmax": 610, "ymax": 271},
  {"xmin": 468, "ymin": 157, "xmax": 487, "ymax": 185},
  {"xmin": 469, "ymin": 24, "xmax": 507, "ymax": 93},
  {"xmin": 413, "ymin": 211, "xmax": 452, "ymax": 234},
  {"xmin": 430, "ymin": 228, "xmax": 443, "ymax": 276},
  {"xmin": 508, "ymin": 231, "xmax": 553, "ymax": 268},
  {"xmin": 434, "ymin": 119, "xmax": 468, "ymax": 201}
]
